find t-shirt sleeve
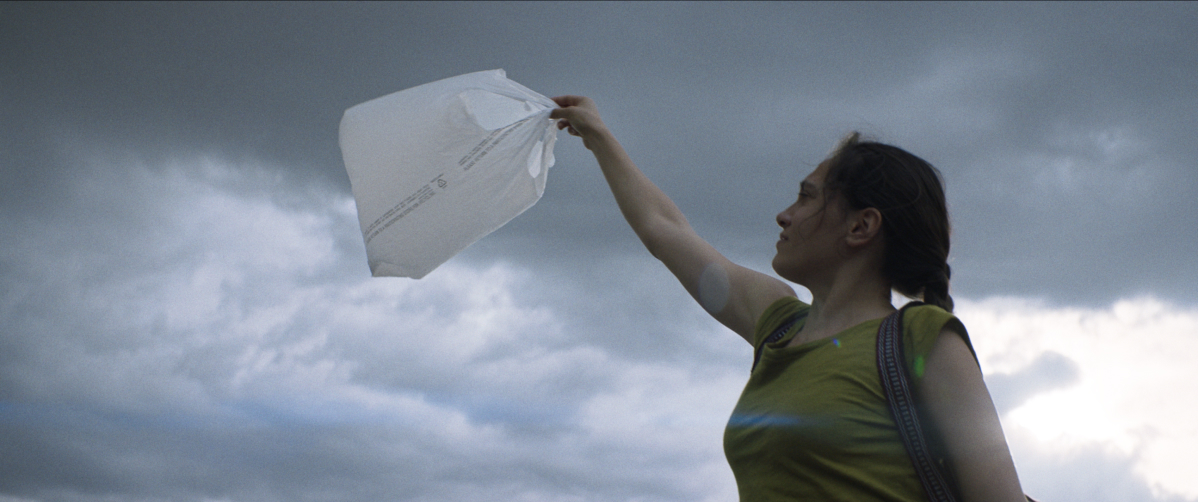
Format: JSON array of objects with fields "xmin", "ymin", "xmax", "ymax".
[
  {"xmin": 902, "ymin": 304, "xmax": 978, "ymax": 381},
  {"xmin": 753, "ymin": 296, "xmax": 809, "ymax": 347}
]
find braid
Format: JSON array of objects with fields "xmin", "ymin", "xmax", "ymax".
[{"xmin": 921, "ymin": 263, "xmax": 954, "ymax": 313}]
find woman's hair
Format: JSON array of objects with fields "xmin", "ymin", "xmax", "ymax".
[{"xmin": 823, "ymin": 132, "xmax": 954, "ymax": 312}]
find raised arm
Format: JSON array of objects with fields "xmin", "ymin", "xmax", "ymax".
[{"xmin": 550, "ymin": 96, "xmax": 794, "ymax": 343}]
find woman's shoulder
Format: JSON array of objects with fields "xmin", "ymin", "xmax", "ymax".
[
  {"xmin": 902, "ymin": 302, "xmax": 978, "ymax": 371},
  {"xmin": 903, "ymin": 303, "xmax": 960, "ymax": 333},
  {"xmin": 753, "ymin": 296, "xmax": 809, "ymax": 346}
]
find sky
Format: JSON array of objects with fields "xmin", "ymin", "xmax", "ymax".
[{"xmin": 2, "ymin": 2, "xmax": 1196, "ymax": 501}]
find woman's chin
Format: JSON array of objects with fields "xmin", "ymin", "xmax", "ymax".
[{"xmin": 772, "ymin": 257, "xmax": 811, "ymax": 286}]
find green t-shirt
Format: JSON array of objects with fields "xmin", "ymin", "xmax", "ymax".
[{"xmin": 723, "ymin": 296, "xmax": 973, "ymax": 502}]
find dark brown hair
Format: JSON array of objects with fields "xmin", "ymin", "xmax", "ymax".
[{"xmin": 823, "ymin": 132, "xmax": 954, "ymax": 312}]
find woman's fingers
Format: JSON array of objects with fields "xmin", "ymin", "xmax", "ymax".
[
  {"xmin": 548, "ymin": 104, "xmax": 579, "ymax": 121},
  {"xmin": 555, "ymin": 119, "xmax": 580, "ymax": 136},
  {"xmin": 549, "ymin": 95, "xmax": 603, "ymax": 145},
  {"xmin": 550, "ymin": 112, "xmax": 581, "ymax": 134},
  {"xmin": 548, "ymin": 108, "xmax": 570, "ymax": 122}
]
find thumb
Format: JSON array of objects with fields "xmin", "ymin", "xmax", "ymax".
[{"xmin": 548, "ymin": 107, "xmax": 569, "ymax": 120}]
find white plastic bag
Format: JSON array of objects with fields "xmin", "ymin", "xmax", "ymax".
[{"xmin": 339, "ymin": 69, "xmax": 559, "ymax": 278}]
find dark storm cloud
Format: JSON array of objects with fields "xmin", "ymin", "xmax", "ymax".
[{"xmin": 5, "ymin": 2, "xmax": 1195, "ymax": 306}]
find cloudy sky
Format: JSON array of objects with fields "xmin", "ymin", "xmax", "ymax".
[{"xmin": 2, "ymin": 2, "xmax": 1196, "ymax": 501}]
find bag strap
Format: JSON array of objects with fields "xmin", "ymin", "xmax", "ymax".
[
  {"xmin": 751, "ymin": 312, "xmax": 806, "ymax": 372},
  {"xmin": 878, "ymin": 303, "xmax": 1037, "ymax": 502},
  {"xmin": 876, "ymin": 302, "xmax": 960, "ymax": 502}
]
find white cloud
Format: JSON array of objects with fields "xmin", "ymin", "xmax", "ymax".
[{"xmin": 960, "ymin": 297, "xmax": 1198, "ymax": 501}]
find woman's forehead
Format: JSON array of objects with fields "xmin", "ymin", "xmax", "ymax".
[{"xmin": 803, "ymin": 161, "xmax": 832, "ymax": 187}]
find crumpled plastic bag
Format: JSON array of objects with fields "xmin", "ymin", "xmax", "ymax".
[{"xmin": 339, "ymin": 69, "xmax": 559, "ymax": 278}]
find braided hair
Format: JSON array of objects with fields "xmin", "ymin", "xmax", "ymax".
[{"xmin": 823, "ymin": 132, "xmax": 954, "ymax": 312}]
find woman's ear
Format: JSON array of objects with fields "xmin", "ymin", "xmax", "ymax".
[{"xmin": 845, "ymin": 207, "xmax": 883, "ymax": 247}]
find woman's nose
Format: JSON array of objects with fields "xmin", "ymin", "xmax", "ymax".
[{"xmin": 776, "ymin": 210, "xmax": 789, "ymax": 228}]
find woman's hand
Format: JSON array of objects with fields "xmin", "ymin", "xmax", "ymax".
[{"xmin": 549, "ymin": 95, "xmax": 608, "ymax": 150}]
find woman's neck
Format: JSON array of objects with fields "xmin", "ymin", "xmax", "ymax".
[{"xmin": 797, "ymin": 273, "xmax": 894, "ymax": 344}]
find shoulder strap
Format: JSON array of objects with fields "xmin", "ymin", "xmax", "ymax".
[
  {"xmin": 751, "ymin": 312, "xmax": 805, "ymax": 372},
  {"xmin": 878, "ymin": 303, "xmax": 1038, "ymax": 502},
  {"xmin": 876, "ymin": 302, "xmax": 960, "ymax": 502}
]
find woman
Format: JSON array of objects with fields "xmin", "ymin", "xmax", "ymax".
[{"xmin": 549, "ymin": 96, "xmax": 1026, "ymax": 502}]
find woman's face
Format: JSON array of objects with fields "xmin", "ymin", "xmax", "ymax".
[{"xmin": 771, "ymin": 161, "xmax": 848, "ymax": 284}]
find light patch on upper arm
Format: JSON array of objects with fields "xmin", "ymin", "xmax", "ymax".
[{"xmin": 698, "ymin": 262, "xmax": 731, "ymax": 315}]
